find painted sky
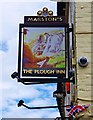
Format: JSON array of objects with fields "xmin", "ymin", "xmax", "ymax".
[{"xmin": 0, "ymin": 0, "xmax": 61, "ymax": 119}]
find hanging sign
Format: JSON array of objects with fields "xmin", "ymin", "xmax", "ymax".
[{"xmin": 18, "ymin": 16, "xmax": 69, "ymax": 82}]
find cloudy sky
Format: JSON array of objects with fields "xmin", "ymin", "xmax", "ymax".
[{"xmin": 0, "ymin": 0, "xmax": 61, "ymax": 119}]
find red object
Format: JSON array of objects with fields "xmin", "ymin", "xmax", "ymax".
[
  {"xmin": 23, "ymin": 29, "xmax": 28, "ymax": 35},
  {"xmin": 66, "ymin": 82, "xmax": 70, "ymax": 93}
]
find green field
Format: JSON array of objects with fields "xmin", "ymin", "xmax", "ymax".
[{"xmin": 48, "ymin": 55, "xmax": 65, "ymax": 68}]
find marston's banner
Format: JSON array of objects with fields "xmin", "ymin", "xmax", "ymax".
[
  {"xmin": 24, "ymin": 16, "xmax": 65, "ymax": 23},
  {"xmin": 18, "ymin": 16, "xmax": 69, "ymax": 82}
]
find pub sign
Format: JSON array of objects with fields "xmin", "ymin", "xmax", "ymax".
[{"xmin": 18, "ymin": 16, "xmax": 69, "ymax": 82}]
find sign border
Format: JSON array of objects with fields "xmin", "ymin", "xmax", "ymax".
[{"xmin": 18, "ymin": 22, "xmax": 69, "ymax": 83}]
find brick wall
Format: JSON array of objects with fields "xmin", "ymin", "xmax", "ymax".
[{"xmin": 75, "ymin": 2, "xmax": 93, "ymax": 118}]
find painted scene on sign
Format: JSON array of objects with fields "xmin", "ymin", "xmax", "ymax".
[{"xmin": 22, "ymin": 27, "xmax": 65, "ymax": 69}]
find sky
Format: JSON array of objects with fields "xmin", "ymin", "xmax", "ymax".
[{"xmin": 0, "ymin": 1, "xmax": 61, "ymax": 119}]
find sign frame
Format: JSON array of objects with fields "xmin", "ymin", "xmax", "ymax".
[{"xmin": 18, "ymin": 18, "xmax": 70, "ymax": 83}]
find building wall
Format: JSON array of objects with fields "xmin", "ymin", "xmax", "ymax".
[{"xmin": 75, "ymin": 2, "xmax": 93, "ymax": 119}]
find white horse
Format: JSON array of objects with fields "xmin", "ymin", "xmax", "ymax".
[{"xmin": 42, "ymin": 33, "xmax": 65, "ymax": 56}]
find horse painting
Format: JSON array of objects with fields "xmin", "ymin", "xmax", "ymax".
[{"xmin": 42, "ymin": 33, "xmax": 65, "ymax": 56}]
